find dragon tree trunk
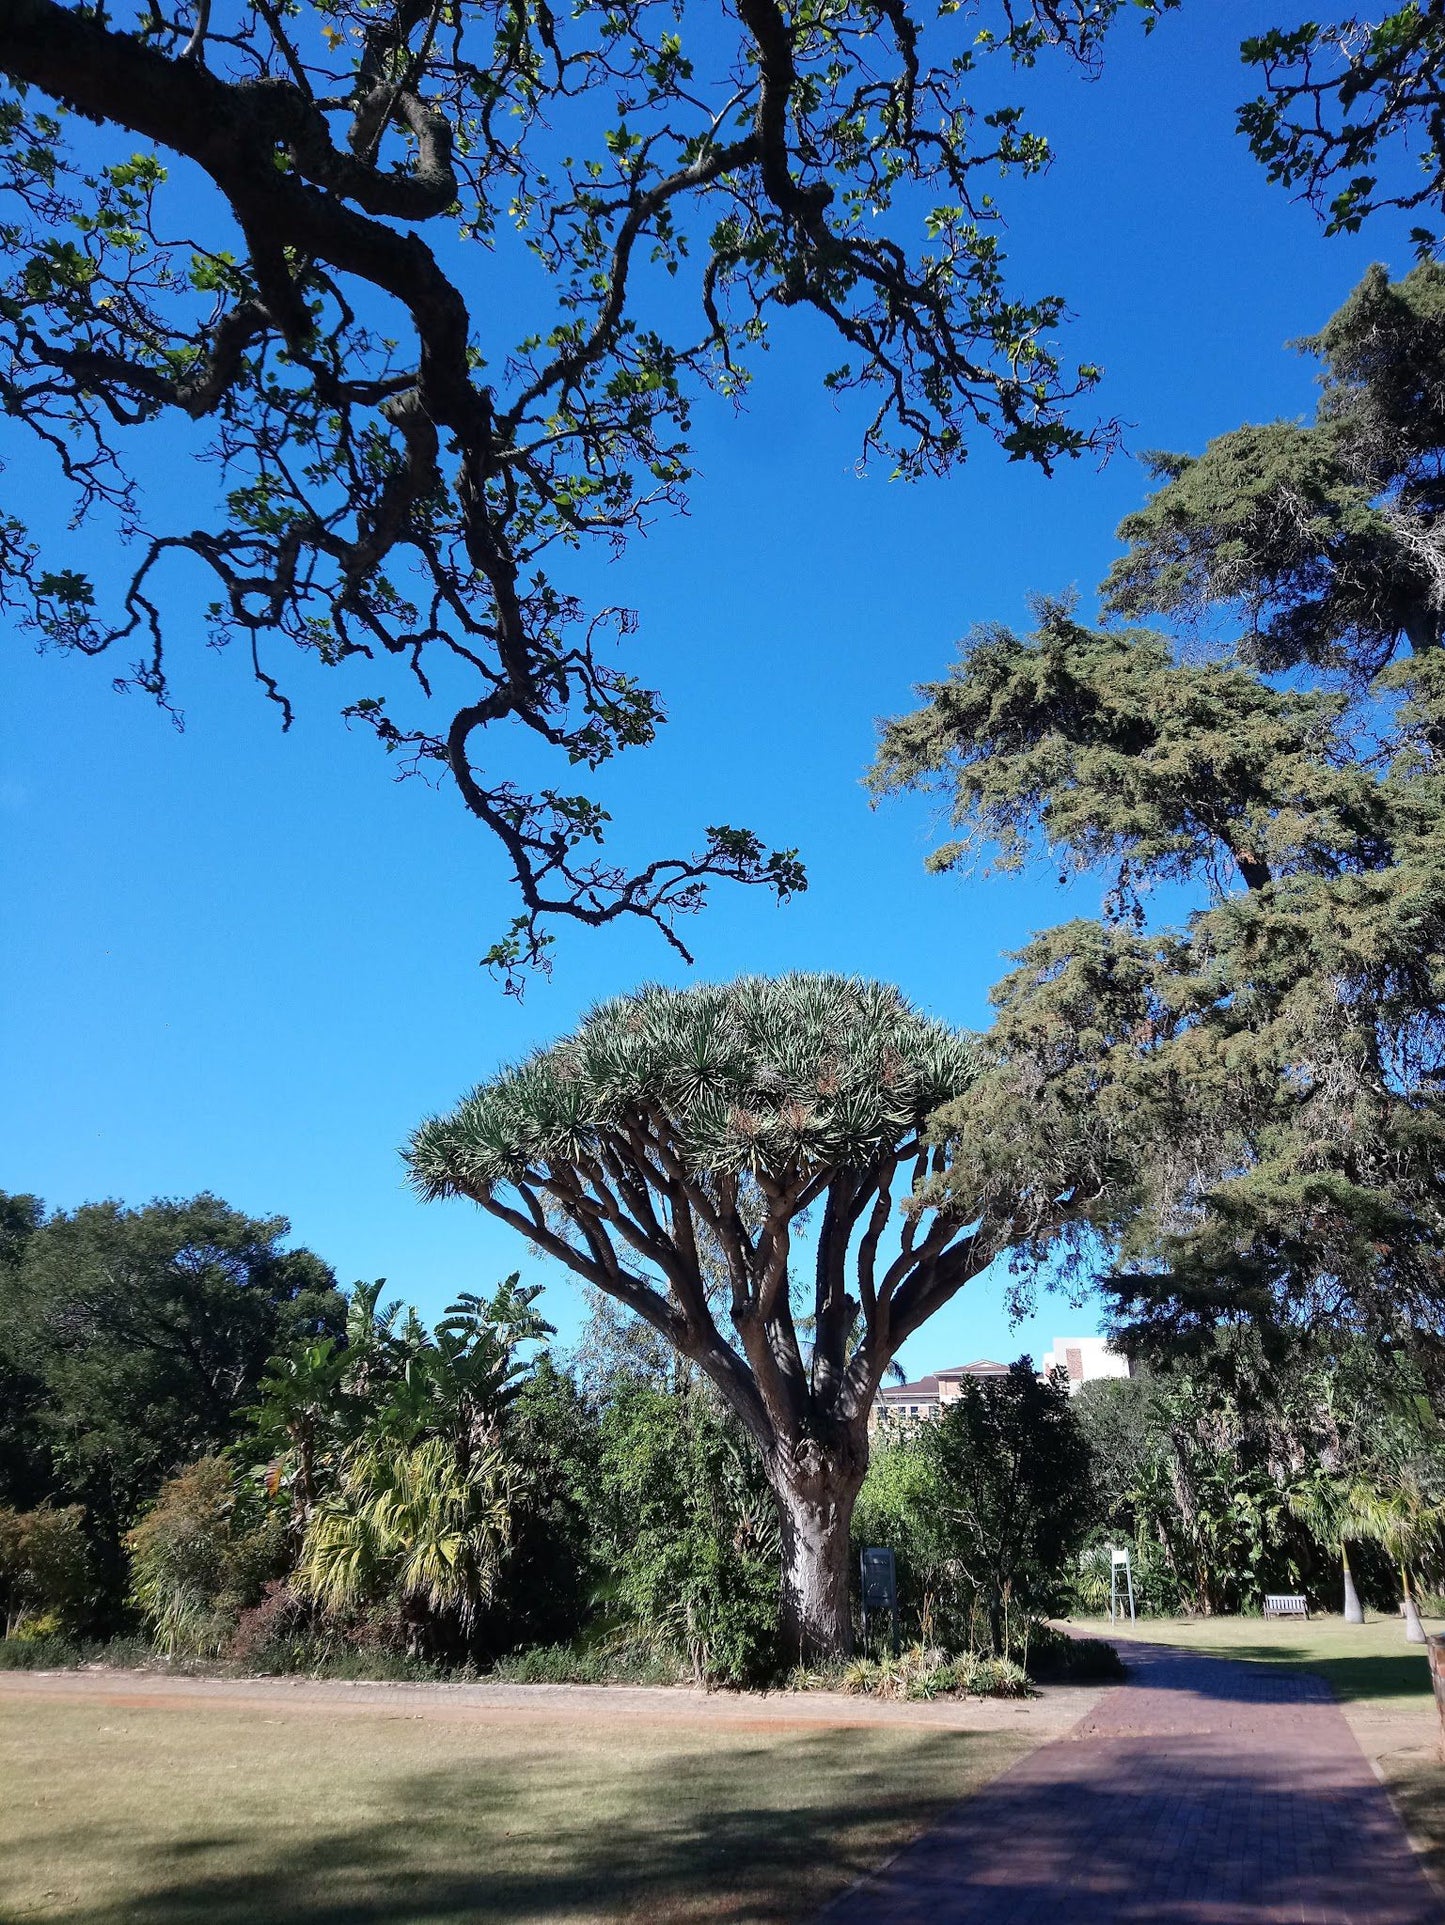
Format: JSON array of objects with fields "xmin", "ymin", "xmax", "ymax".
[{"xmin": 770, "ymin": 1447, "xmax": 867, "ymax": 1665}]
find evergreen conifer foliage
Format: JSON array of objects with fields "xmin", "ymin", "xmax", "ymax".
[
  {"xmin": 1105, "ymin": 263, "xmax": 1445, "ymax": 669},
  {"xmin": 409, "ymin": 974, "xmax": 1070, "ymax": 1661},
  {"xmin": 872, "ymin": 265, "xmax": 1445, "ymax": 1386}
]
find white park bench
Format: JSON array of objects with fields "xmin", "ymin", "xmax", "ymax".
[{"xmin": 1263, "ymin": 1594, "xmax": 1309, "ymax": 1619}]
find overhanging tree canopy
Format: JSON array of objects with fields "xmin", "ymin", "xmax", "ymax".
[
  {"xmin": 407, "ymin": 973, "xmax": 1097, "ymax": 1656},
  {"xmin": 1240, "ymin": 7, "xmax": 1445, "ymax": 252},
  {"xmin": 0, "ymin": 0, "xmax": 1143, "ymax": 981}
]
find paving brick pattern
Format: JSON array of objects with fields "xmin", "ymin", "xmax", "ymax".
[{"xmin": 818, "ymin": 1638, "xmax": 1442, "ymax": 1925}]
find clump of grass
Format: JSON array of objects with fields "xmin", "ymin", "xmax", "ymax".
[
  {"xmin": 0, "ymin": 1633, "xmax": 159, "ymax": 1672},
  {"xmin": 819, "ymin": 1645, "xmax": 1031, "ymax": 1701},
  {"xmin": 267, "ymin": 1645, "xmax": 468, "ymax": 1683},
  {"xmin": 489, "ymin": 1642, "xmax": 687, "ymax": 1686},
  {"xmin": 0, "ymin": 1632, "xmax": 694, "ymax": 1691}
]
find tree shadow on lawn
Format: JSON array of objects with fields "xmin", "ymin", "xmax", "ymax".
[
  {"xmin": 1294, "ymin": 1649, "xmax": 1435, "ymax": 1704},
  {"xmin": 1113, "ymin": 1636, "xmax": 1433, "ymax": 1705},
  {"xmin": 6, "ymin": 1727, "xmax": 993, "ymax": 1925},
  {"xmin": 1385, "ymin": 1759, "xmax": 1445, "ymax": 1895}
]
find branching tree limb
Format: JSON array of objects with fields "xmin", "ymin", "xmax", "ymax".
[
  {"xmin": 0, "ymin": 0, "xmax": 1135, "ymax": 979},
  {"xmin": 1240, "ymin": 6, "xmax": 1445, "ymax": 252},
  {"xmin": 405, "ymin": 974, "xmax": 1105, "ymax": 1656}
]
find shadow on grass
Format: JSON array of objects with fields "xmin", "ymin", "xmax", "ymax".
[
  {"xmin": 1286, "ymin": 1650, "xmax": 1434, "ymax": 1704},
  {"xmin": 1388, "ymin": 1760, "xmax": 1445, "ymax": 1894},
  {"xmin": 1113, "ymin": 1634, "xmax": 1433, "ymax": 1705},
  {"xmin": 0, "ymin": 1727, "xmax": 984, "ymax": 1925}
]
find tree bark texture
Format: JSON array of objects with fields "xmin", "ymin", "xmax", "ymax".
[
  {"xmin": 1403, "ymin": 1568, "xmax": 1427, "ymax": 1644},
  {"xmin": 772, "ymin": 1461, "xmax": 864, "ymax": 1664}
]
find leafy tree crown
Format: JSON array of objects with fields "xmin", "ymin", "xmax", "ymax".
[
  {"xmin": 408, "ymin": 973, "xmax": 977, "ymax": 1195},
  {"xmin": 871, "ymin": 264, "xmax": 1445, "ymax": 1381}
]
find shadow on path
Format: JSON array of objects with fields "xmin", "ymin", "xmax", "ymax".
[{"xmin": 817, "ymin": 1640, "xmax": 1443, "ymax": 1925}]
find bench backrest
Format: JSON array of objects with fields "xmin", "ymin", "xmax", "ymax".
[{"xmin": 1263, "ymin": 1594, "xmax": 1308, "ymax": 1615}]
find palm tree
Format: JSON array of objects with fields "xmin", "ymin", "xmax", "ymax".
[
  {"xmin": 1288, "ymin": 1468, "xmax": 1364, "ymax": 1625},
  {"xmin": 1345, "ymin": 1464, "xmax": 1445, "ymax": 1644},
  {"xmin": 297, "ymin": 1435, "xmax": 513, "ymax": 1646},
  {"xmin": 407, "ymin": 973, "xmax": 1086, "ymax": 1662},
  {"xmin": 288, "ymin": 1273, "xmax": 548, "ymax": 1650},
  {"xmin": 249, "ymin": 1339, "xmax": 347, "ymax": 1529}
]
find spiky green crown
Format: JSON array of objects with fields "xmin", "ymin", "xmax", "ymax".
[{"xmin": 407, "ymin": 974, "xmax": 977, "ymax": 1196}]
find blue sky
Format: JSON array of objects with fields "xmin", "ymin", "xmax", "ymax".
[{"xmin": 0, "ymin": 4, "xmax": 1420, "ymax": 1376}]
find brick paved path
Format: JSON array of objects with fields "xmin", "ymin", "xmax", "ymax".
[{"xmin": 819, "ymin": 1638, "xmax": 1442, "ymax": 1924}]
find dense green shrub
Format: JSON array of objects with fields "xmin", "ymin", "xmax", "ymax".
[
  {"xmin": 0, "ymin": 1192, "xmax": 343, "ymax": 1626},
  {"xmin": 853, "ymin": 1432, "xmax": 952, "ymax": 1640},
  {"xmin": 488, "ymin": 1642, "xmax": 685, "ymax": 1686},
  {"xmin": 596, "ymin": 1379, "xmax": 781, "ymax": 1687},
  {"xmin": 0, "ymin": 1502, "xmax": 91, "ymax": 1636},
  {"xmin": 126, "ymin": 1457, "xmax": 281, "ymax": 1656},
  {"xmin": 858, "ymin": 1362, "xmax": 1094, "ymax": 1655},
  {"xmin": 296, "ymin": 1435, "xmax": 514, "ymax": 1651},
  {"xmin": 230, "ymin": 1284, "xmax": 783, "ymax": 1681},
  {"xmin": 484, "ymin": 1359, "xmax": 604, "ymax": 1654},
  {"xmin": 0, "ymin": 1633, "xmax": 154, "ymax": 1670},
  {"xmin": 249, "ymin": 1276, "xmax": 553, "ymax": 1661},
  {"xmin": 1024, "ymin": 1622, "xmax": 1126, "ymax": 1683}
]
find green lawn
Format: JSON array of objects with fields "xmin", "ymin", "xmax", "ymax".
[{"xmin": 0, "ymin": 1691, "xmax": 1032, "ymax": 1924}]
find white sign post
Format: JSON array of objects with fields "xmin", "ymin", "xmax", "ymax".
[{"xmin": 1109, "ymin": 1547, "xmax": 1136, "ymax": 1626}]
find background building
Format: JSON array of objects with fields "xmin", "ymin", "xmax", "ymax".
[
  {"xmin": 872, "ymin": 1359, "xmax": 1010, "ymax": 1427},
  {"xmin": 1041, "ymin": 1336, "xmax": 1131, "ymax": 1395},
  {"xmin": 874, "ymin": 1341, "xmax": 1131, "ymax": 1427}
]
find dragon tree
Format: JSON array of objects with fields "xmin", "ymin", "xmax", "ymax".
[{"xmin": 407, "ymin": 973, "xmax": 1094, "ymax": 1660}]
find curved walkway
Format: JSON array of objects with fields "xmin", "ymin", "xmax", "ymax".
[{"xmin": 818, "ymin": 1637, "xmax": 1442, "ymax": 1924}]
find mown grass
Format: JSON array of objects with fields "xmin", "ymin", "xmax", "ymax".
[{"xmin": 0, "ymin": 1692, "xmax": 1030, "ymax": 1924}]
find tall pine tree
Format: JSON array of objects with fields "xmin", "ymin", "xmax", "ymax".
[{"xmin": 873, "ymin": 264, "xmax": 1445, "ymax": 1390}]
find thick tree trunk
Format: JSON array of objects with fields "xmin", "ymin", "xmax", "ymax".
[
  {"xmin": 1341, "ymin": 1545, "xmax": 1364, "ymax": 1625},
  {"xmin": 773, "ymin": 1470, "xmax": 863, "ymax": 1665}
]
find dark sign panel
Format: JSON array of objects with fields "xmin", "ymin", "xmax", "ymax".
[{"xmin": 860, "ymin": 1546, "xmax": 897, "ymax": 1611}]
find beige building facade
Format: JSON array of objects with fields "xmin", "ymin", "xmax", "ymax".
[
  {"xmin": 871, "ymin": 1359, "xmax": 1010, "ymax": 1428},
  {"xmin": 1040, "ymin": 1335, "xmax": 1132, "ymax": 1394},
  {"xmin": 872, "ymin": 1339, "xmax": 1130, "ymax": 1428}
]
